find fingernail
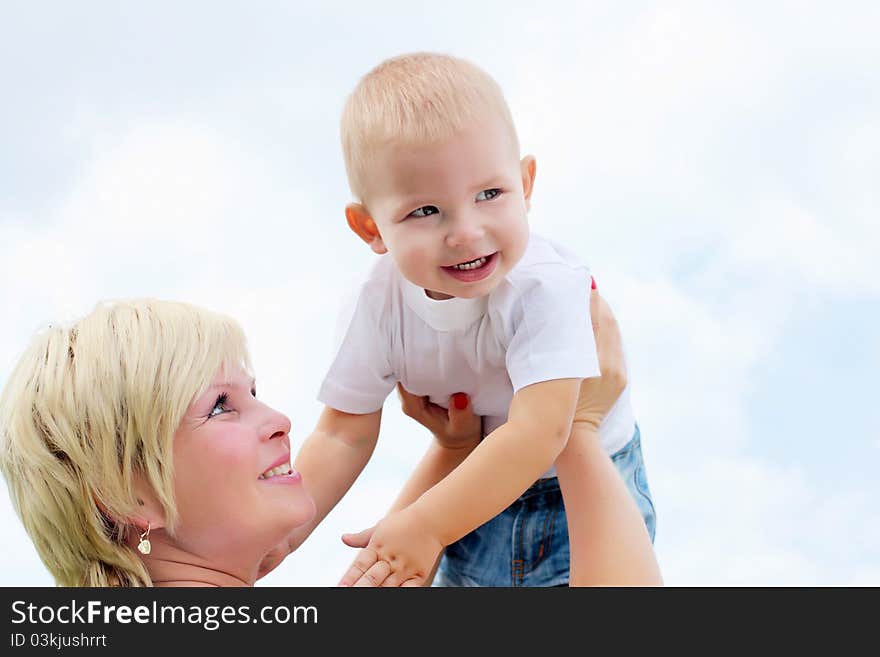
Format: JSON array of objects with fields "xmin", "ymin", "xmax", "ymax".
[
  {"xmin": 453, "ymin": 392, "xmax": 468, "ymax": 410},
  {"xmin": 591, "ymin": 276, "xmax": 597, "ymax": 290}
]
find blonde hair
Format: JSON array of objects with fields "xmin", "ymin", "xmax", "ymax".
[
  {"xmin": 0, "ymin": 299, "xmax": 251, "ymax": 586},
  {"xmin": 341, "ymin": 52, "xmax": 519, "ymax": 201}
]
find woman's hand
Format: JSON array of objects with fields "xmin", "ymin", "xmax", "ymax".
[
  {"xmin": 572, "ymin": 287, "xmax": 627, "ymax": 432},
  {"xmin": 395, "ymin": 383, "xmax": 482, "ymax": 451},
  {"xmin": 556, "ymin": 283, "xmax": 663, "ymax": 586}
]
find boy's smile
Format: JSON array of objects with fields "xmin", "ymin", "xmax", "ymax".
[
  {"xmin": 441, "ymin": 251, "xmax": 499, "ymax": 283},
  {"xmin": 351, "ymin": 118, "xmax": 536, "ymax": 300}
]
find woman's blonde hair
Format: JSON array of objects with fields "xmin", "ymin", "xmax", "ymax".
[
  {"xmin": 0, "ymin": 299, "xmax": 251, "ymax": 586},
  {"xmin": 340, "ymin": 52, "xmax": 519, "ymax": 201}
]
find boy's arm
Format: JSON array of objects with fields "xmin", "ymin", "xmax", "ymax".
[
  {"xmin": 339, "ymin": 386, "xmax": 482, "ymax": 585},
  {"xmin": 409, "ymin": 377, "xmax": 579, "ymax": 542},
  {"xmin": 387, "ymin": 440, "xmax": 476, "ymax": 514},
  {"xmin": 388, "ymin": 386, "xmax": 482, "ymax": 513},
  {"xmin": 338, "ymin": 378, "xmax": 580, "ymax": 587}
]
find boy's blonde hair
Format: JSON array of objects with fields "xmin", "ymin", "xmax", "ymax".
[
  {"xmin": 341, "ymin": 52, "xmax": 519, "ymax": 201},
  {"xmin": 0, "ymin": 299, "xmax": 251, "ymax": 586}
]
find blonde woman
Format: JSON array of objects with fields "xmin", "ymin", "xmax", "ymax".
[
  {"xmin": 0, "ymin": 300, "xmax": 315, "ymax": 586},
  {"xmin": 0, "ymin": 296, "xmax": 658, "ymax": 586}
]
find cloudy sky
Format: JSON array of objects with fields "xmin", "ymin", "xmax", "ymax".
[{"xmin": 1, "ymin": 1, "xmax": 878, "ymax": 586}]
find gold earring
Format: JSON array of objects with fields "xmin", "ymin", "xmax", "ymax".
[{"xmin": 137, "ymin": 522, "xmax": 152, "ymax": 555}]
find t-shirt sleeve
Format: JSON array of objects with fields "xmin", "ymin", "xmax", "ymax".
[
  {"xmin": 317, "ymin": 288, "xmax": 396, "ymax": 414},
  {"xmin": 504, "ymin": 265, "xmax": 599, "ymax": 393}
]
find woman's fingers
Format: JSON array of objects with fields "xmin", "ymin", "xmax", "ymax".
[
  {"xmin": 447, "ymin": 392, "xmax": 474, "ymax": 427},
  {"xmin": 594, "ymin": 298, "xmax": 625, "ymax": 389},
  {"xmin": 588, "ymin": 277, "xmax": 624, "ymax": 380},
  {"xmin": 447, "ymin": 393, "xmax": 482, "ymax": 445},
  {"xmin": 397, "ymin": 383, "xmax": 443, "ymax": 432},
  {"xmin": 398, "ymin": 382, "xmax": 474, "ymax": 439},
  {"xmin": 572, "ymin": 281, "xmax": 629, "ymax": 429},
  {"xmin": 590, "ymin": 276, "xmax": 600, "ymax": 336},
  {"xmin": 396, "ymin": 382, "xmax": 424, "ymax": 416}
]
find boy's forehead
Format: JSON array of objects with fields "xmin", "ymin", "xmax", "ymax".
[{"xmin": 369, "ymin": 123, "xmax": 519, "ymax": 197}]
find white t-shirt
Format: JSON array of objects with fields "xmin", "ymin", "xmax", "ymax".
[{"xmin": 318, "ymin": 233, "xmax": 636, "ymax": 475}]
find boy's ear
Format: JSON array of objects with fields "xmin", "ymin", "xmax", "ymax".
[
  {"xmin": 345, "ymin": 203, "xmax": 387, "ymax": 255},
  {"xmin": 520, "ymin": 155, "xmax": 537, "ymax": 210}
]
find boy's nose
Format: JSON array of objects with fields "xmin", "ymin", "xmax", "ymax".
[{"xmin": 445, "ymin": 213, "xmax": 485, "ymax": 248}]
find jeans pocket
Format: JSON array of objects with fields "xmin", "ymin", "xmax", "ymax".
[
  {"xmin": 633, "ymin": 459, "xmax": 657, "ymax": 542},
  {"xmin": 634, "ymin": 456, "xmax": 652, "ymax": 501},
  {"xmin": 611, "ymin": 432, "xmax": 657, "ymax": 543}
]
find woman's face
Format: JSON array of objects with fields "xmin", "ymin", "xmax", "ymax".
[{"xmin": 168, "ymin": 364, "xmax": 315, "ymax": 564}]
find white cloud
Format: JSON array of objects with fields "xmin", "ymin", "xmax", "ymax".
[{"xmin": 2, "ymin": 1, "xmax": 879, "ymax": 587}]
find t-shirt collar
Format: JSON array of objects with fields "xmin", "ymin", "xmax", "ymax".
[{"xmin": 400, "ymin": 275, "xmax": 488, "ymax": 332}]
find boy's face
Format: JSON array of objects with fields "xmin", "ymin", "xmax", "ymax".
[{"xmin": 359, "ymin": 119, "xmax": 533, "ymax": 300}]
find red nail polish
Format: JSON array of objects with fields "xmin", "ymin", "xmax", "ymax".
[
  {"xmin": 453, "ymin": 393, "xmax": 468, "ymax": 410},
  {"xmin": 591, "ymin": 276, "xmax": 597, "ymax": 290}
]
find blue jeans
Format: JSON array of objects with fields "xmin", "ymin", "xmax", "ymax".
[{"xmin": 434, "ymin": 425, "xmax": 656, "ymax": 587}]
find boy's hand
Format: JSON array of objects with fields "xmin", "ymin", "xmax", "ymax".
[
  {"xmin": 340, "ymin": 525, "xmax": 374, "ymax": 549},
  {"xmin": 396, "ymin": 383, "xmax": 482, "ymax": 451},
  {"xmin": 337, "ymin": 505, "xmax": 443, "ymax": 587}
]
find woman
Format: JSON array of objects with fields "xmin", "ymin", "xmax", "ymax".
[
  {"xmin": 0, "ymin": 296, "xmax": 659, "ymax": 586},
  {"xmin": 0, "ymin": 300, "xmax": 316, "ymax": 586}
]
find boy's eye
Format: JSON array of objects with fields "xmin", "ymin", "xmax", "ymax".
[
  {"xmin": 476, "ymin": 188, "xmax": 501, "ymax": 201},
  {"xmin": 409, "ymin": 205, "xmax": 439, "ymax": 218},
  {"xmin": 208, "ymin": 393, "xmax": 231, "ymax": 418}
]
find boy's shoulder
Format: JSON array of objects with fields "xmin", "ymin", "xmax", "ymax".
[
  {"xmin": 510, "ymin": 232, "xmax": 589, "ymax": 275},
  {"xmin": 485, "ymin": 232, "xmax": 591, "ymax": 327},
  {"xmin": 334, "ymin": 254, "xmax": 398, "ymax": 335},
  {"xmin": 494, "ymin": 232, "xmax": 590, "ymax": 297},
  {"xmin": 353, "ymin": 253, "xmax": 399, "ymax": 299}
]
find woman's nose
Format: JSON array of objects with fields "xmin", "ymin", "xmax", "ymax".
[{"xmin": 260, "ymin": 405, "xmax": 291, "ymax": 442}]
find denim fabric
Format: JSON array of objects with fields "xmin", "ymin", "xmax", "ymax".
[{"xmin": 434, "ymin": 425, "xmax": 656, "ymax": 587}]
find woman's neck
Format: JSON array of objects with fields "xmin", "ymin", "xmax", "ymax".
[
  {"xmin": 139, "ymin": 539, "xmax": 257, "ymax": 587},
  {"xmin": 149, "ymin": 561, "xmax": 251, "ymax": 587}
]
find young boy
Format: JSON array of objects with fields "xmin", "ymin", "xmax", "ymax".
[{"xmin": 288, "ymin": 52, "xmax": 656, "ymax": 586}]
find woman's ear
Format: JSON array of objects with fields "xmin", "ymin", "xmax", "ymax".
[
  {"xmin": 520, "ymin": 155, "xmax": 537, "ymax": 210},
  {"xmin": 345, "ymin": 203, "xmax": 388, "ymax": 255},
  {"xmin": 128, "ymin": 477, "xmax": 168, "ymax": 533}
]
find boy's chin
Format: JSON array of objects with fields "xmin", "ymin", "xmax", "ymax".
[
  {"xmin": 436, "ymin": 279, "xmax": 501, "ymax": 299},
  {"xmin": 447, "ymin": 286, "xmax": 491, "ymax": 299}
]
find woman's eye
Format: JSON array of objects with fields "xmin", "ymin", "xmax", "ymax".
[
  {"xmin": 209, "ymin": 393, "xmax": 231, "ymax": 418},
  {"xmin": 409, "ymin": 205, "xmax": 439, "ymax": 218},
  {"xmin": 476, "ymin": 188, "xmax": 501, "ymax": 202}
]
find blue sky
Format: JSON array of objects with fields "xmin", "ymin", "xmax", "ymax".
[{"xmin": 1, "ymin": 1, "xmax": 878, "ymax": 585}]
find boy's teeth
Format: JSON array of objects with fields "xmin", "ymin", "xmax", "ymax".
[
  {"xmin": 259, "ymin": 464, "xmax": 293, "ymax": 479},
  {"xmin": 452, "ymin": 256, "xmax": 488, "ymax": 270}
]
